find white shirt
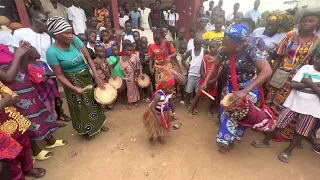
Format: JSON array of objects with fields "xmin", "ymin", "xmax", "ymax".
[
  {"xmin": 67, "ymin": 5, "xmax": 87, "ymax": 35},
  {"xmin": 13, "ymin": 28, "xmax": 53, "ymax": 68},
  {"xmin": 284, "ymin": 65, "xmax": 320, "ymax": 118},
  {"xmin": 187, "ymin": 38, "xmax": 194, "ymax": 52},
  {"xmin": 0, "ymin": 32, "xmax": 14, "ymax": 52},
  {"xmin": 189, "ymin": 48, "xmax": 204, "ymax": 77},
  {"xmin": 119, "ymin": 15, "xmax": 129, "ymax": 28},
  {"xmin": 40, "ymin": 0, "xmax": 67, "ymax": 18},
  {"xmin": 252, "ymin": 27, "xmax": 286, "ymax": 50},
  {"xmin": 86, "ymin": 43, "xmax": 95, "ymax": 52},
  {"xmin": 205, "ymin": 23, "xmax": 225, "ymax": 32},
  {"xmin": 244, "ymin": 9, "xmax": 261, "ymax": 24},
  {"xmin": 226, "ymin": 13, "xmax": 234, "ymax": 22},
  {"xmin": 138, "ymin": 7, "xmax": 151, "ymax": 30},
  {"xmin": 163, "ymin": 11, "xmax": 179, "ymax": 26}
]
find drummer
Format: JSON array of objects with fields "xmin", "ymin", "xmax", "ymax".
[{"xmin": 200, "ymin": 25, "xmax": 272, "ymax": 154}]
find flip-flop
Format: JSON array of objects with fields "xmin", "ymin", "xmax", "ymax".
[
  {"xmin": 278, "ymin": 152, "xmax": 291, "ymax": 163},
  {"xmin": 46, "ymin": 140, "xmax": 67, "ymax": 149},
  {"xmin": 251, "ymin": 140, "xmax": 270, "ymax": 148},
  {"xmin": 32, "ymin": 150, "xmax": 52, "ymax": 161},
  {"xmin": 172, "ymin": 122, "xmax": 182, "ymax": 130}
]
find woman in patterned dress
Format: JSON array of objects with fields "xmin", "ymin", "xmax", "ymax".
[
  {"xmin": 0, "ymin": 42, "xmax": 64, "ymax": 161},
  {"xmin": 265, "ymin": 12, "xmax": 320, "ymax": 140},
  {"xmin": 200, "ymin": 25, "xmax": 272, "ymax": 154},
  {"xmin": 94, "ymin": 0, "xmax": 110, "ymax": 29}
]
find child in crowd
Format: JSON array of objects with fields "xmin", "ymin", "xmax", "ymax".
[
  {"xmin": 139, "ymin": 36, "xmax": 153, "ymax": 102},
  {"xmin": 162, "ymin": 27, "xmax": 173, "ymax": 42},
  {"xmin": 198, "ymin": 15, "xmax": 209, "ymax": 36},
  {"xmin": 78, "ymin": 33, "xmax": 96, "ymax": 60},
  {"xmin": 133, "ymin": 30, "xmax": 141, "ymax": 47},
  {"xmin": 187, "ymin": 25, "xmax": 197, "ymax": 51},
  {"xmin": 176, "ymin": 40, "xmax": 189, "ymax": 105},
  {"xmin": 173, "ymin": 28, "xmax": 186, "ymax": 52},
  {"xmin": 108, "ymin": 44, "xmax": 127, "ymax": 104},
  {"xmin": 94, "ymin": 45, "xmax": 114, "ymax": 109},
  {"xmin": 143, "ymin": 66, "xmax": 175, "ymax": 146},
  {"xmin": 189, "ymin": 40, "xmax": 220, "ymax": 117},
  {"xmin": 85, "ymin": 16, "xmax": 101, "ymax": 42},
  {"xmin": 202, "ymin": 17, "xmax": 225, "ymax": 48},
  {"xmin": 87, "ymin": 31, "xmax": 97, "ymax": 52},
  {"xmin": 121, "ymin": 40, "xmax": 142, "ymax": 109},
  {"xmin": 253, "ymin": 48, "xmax": 320, "ymax": 163},
  {"xmin": 119, "ymin": 6, "xmax": 129, "ymax": 29},
  {"xmin": 26, "ymin": 47, "xmax": 64, "ymax": 127},
  {"xmin": 100, "ymin": 17, "xmax": 112, "ymax": 31},
  {"xmin": 129, "ymin": 1, "xmax": 142, "ymax": 29},
  {"xmin": 100, "ymin": 30, "xmax": 115, "ymax": 57},
  {"xmin": 107, "ymin": 28, "xmax": 120, "ymax": 44},
  {"xmin": 182, "ymin": 35, "xmax": 204, "ymax": 112},
  {"xmin": 123, "ymin": 21, "xmax": 135, "ymax": 43}
]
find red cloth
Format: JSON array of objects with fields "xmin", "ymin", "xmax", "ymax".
[
  {"xmin": 0, "ymin": 131, "xmax": 22, "ymax": 161},
  {"xmin": 198, "ymin": 54, "xmax": 219, "ymax": 97},
  {"xmin": 148, "ymin": 40, "xmax": 175, "ymax": 67}
]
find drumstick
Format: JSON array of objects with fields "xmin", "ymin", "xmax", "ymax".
[
  {"xmin": 201, "ymin": 90, "xmax": 215, "ymax": 101},
  {"xmin": 82, "ymin": 85, "xmax": 93, "ymax": 91}
]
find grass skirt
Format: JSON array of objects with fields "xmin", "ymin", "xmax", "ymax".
[{"xmin": 142, "ymin": 109, "xmax": 170, "ymax": 137}]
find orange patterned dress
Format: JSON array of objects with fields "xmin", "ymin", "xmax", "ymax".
[{"xmin": 266, "ymin": 32, "xmax": 319, "ymax": 139}]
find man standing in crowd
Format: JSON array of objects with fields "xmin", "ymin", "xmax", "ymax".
[
  {"xmin": 67, "ymin": 0, "xmax": 87, "ymax": 35},
  {"xmin": 0, "ymin": 0, "xmax": 18, "ymax": 22},
  {"xmin": 226, "ymin": 3, "xmax": 240, "ymax": 25},
  {"xmin": 216, "ymin": 0, "xmax": 225, "ymax": 17},
  {"xmin": 244, "ymin": 0, "xmax": 261, "ymax": 25},
  {"xmin": 12, "ymin": 10, "xmax": 71, "ymax": 123},
  {"xmin": 164, "ymin": 4, "xmax": 179, "ymax": 39},
  {"xmin": 205, "ymin": 1, "xmax": 214, "ymax": 18},
  {"xmin": 138, "ymin": 0, "xmax": 151, "ymax": 30},
  {"xmin": 40, "ymin": 0, "xmax": 67, "ymax": 19},
  {"xmin": 149, "ymin": 0, "xmax": 164, "ymax": 29}
]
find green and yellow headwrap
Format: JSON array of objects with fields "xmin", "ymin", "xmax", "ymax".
[{"xmin": 266, "ymin": 11, "xmax": 294, "ymax": 33}]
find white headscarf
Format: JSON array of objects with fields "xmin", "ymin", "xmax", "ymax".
[{"xmin": 47, "ymin": 16, "xmax": 72, "ymax": 36}]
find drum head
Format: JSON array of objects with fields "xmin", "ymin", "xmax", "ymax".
[
  {"xmin": 108, "ymin": 76, "xmax": 122, "ymax": 89},
  {"xmin": 137, "ymin": 74, "xmax": 151, "ymax": 88},
  {"xmin": 94, "ymin": 84, "xmax": 117, "ymax": 105}
]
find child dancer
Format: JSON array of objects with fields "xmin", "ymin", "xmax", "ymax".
[
  {"xmin": 143, "ymin": 66, "xmax": 175, "ymax": 145},
  {"xmin": 121, "ymin": 40, "xmax": 142, "ymax": 109},
  {"xmin": 26, "ymin": 47, "xmax": 64, "ymax": 127},
  {"xmin": 182, "ymin": 35, "xmax": 204, "ymax": 112},
  {"xmin": 189, "ymin": 40, "xmax": 220, "ymax": 117}
]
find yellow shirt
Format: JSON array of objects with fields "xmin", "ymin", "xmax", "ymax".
[{"xmin": 202, "ymin": 31, "xmax": 224, "ymax": 47}]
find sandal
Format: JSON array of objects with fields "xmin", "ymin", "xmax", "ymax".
[
  {"xmin": 46, "ymin": 140, "xmax": 67, "ymax": 149},
  {"xmin": 32, "ymin": 150, "xmax": 53, "ymax": 161},
  {"xmin": 278, "ymin": 152, "xmax": 291, "ymax": 163},
  {"xmin": 101, "ymin": 126, "xmax": 109, "ymax": 132},
  {"xmin": 145, "ymin": 98, "xmax": 151, "ymax": 103},
  {"xmin": 24, "ymin": 168, "xmax": 46, "ymax": 178},
  {"xmin": 172, "ymin": 122, "xmax": 182, "ymax": 130},
  {"xmin": 251, "ymin": 140, "xmax": 270, "ymax": 148}
]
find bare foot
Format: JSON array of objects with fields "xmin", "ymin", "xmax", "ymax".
[
  {"xmin": 149, "ymin": 137, "xmax": 155, "ymax": 146},
  {"xmin": 157, "ymin": 137, "xmax": 165, "ymax": 145},
  {"xmin": 188, "ymin": 112, "xmax": 193, "ymax": 119},
  {"xmin": 24, "ymin": 168, "xmax": 46, "ymax": 178},
  {"xmin": 101, "ymin": 126, "xmax": 109, "ymax": 132},
  {"xmin": 217, "ymin": 146, "xmax": 228, "ymax": 154}
]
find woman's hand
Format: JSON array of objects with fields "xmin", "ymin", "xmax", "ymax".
[
  {"xmin": 94, "ymin": 76, "xmax": 105, "ymax": 90},
  {"xmin": 74, "ymin": 87, "xmax": 86, "ymax": 94},
  {"xmin": 200, "ymin": 83, "xmax": 208, "ymax": 91},
  {"xmin": 14, "ymin": 41, "xmax": 31, "ymax": 58},
  {"xmin": 232, "ymin": 90, "xmax": 248, "ymax": 105}
]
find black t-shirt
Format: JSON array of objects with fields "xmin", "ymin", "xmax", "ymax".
[
  {"xmin": 149, "ymin": 9, "xmax": 163, "ymax": 28},
  {"xmin": 0, "ymin": 0, "xmax": 17, "ymax": 21},
  {"xmin": 139, "ymin": 49, "xmax": 150, "ymax": 74}
]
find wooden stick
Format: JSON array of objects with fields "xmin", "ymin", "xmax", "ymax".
[{"xmin": 201, "ymin": 90, "xmax": 215, "ymax": 101}]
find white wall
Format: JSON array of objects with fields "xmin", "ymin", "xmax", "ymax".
[{"xmin": 203, "ymin": 0, "xmax": 295, "ymax": 16}]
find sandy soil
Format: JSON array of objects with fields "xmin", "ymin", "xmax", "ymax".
[{"xmin": 34, "ymin": 99, "xmax": 320, "ymax": 180}]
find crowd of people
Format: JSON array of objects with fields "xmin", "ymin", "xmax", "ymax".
[{"xmin": 0, "ymin": 0, "xmax": 320, "ymax": 179}]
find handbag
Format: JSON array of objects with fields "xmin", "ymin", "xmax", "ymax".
[
  {"xmin": 72, "ymin": 41, "xmax": 94, "ymax": 77},
  {"xmin": 270, "ymin": 37, "xmax": 320, "ymax": 88}
]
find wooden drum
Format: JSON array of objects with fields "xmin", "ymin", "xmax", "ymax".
[
  {"xmin": 94, "ymin": 83, "xmax": 117, "ymax": 105},
  {"xmin": 108, "ymin": 76, "xmax": 122, "ymax": 90},
  {"xmin": 137, "ymin": 74, "xmax": 151, "ymax": 88}
]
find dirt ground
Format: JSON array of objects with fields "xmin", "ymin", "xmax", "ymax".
[{"xmin": 35, "ymin": 99, "xmax": 320, "ymax": 180}]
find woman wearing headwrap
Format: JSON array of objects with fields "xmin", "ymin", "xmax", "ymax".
[
  {"xmin": 46, "ymin": 17, "xmax": 108, "ymax": 140},
  {"xmin": 200, "ymin": 25, "xmax": 272, "ymax": 154},
  {"xmin": 262, "ymin": 11, "xmax": 320, "ymax": 141},
  {"xmin": 143, "ymin": 66, "xmax": 175, "ymax": 145},
  {"xmin": 252, "ymin": 11, "xmax": 294, "ymax": 51}
]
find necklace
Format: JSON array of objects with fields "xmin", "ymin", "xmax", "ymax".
[{"xmin": 297, "ymin": 34, "xmax": 315, "ymax": 44}]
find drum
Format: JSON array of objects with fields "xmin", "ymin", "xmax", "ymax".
[
  {"xmin": 137, "ymin": 73, "xmax": 151, "ymax": 88},
  {"xmin": 108, "ymin": 76, "xmax": 122, "ymax": 90},
  {"xmin": 94, "ymin": 83, "xmax": 117, "ymax": 105},
  {"xmin": 170, "ymin": 68, "xmax": 187, "ymax": 85}
]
